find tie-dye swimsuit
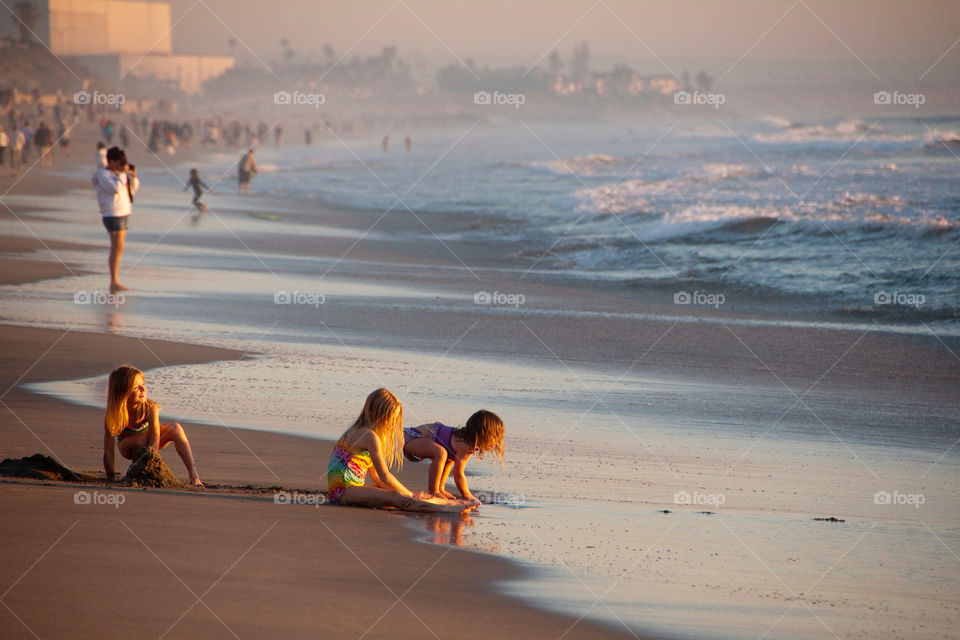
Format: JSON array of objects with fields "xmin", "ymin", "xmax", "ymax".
[
  {"xmin": 116, "ymin": 417, "xmax": 150, "ymax": 441},
  {"xmin": 326, "ymin": 443, "xmax": 374, "ymax": 505}
]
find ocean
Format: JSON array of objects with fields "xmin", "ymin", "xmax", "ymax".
[{"xmin": 241, "ymin": 115, "xmax": 960, "ymax": 328}]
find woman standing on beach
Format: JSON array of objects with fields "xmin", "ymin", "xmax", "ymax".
[
  {"xmin": 92, "ymin": 146, "xmax": 137, "ymax": 293},
  {"xmin": 327, "ymin": 389, "xmax": 476, "ymax": 513},
  {"xmin": 103, "ymin": 365, "xmax": 203, "ymax": 486}
]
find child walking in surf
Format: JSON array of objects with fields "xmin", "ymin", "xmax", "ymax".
[{"xmin": 184, "ymin": 168, "xmax": 211, "ymax": 222}]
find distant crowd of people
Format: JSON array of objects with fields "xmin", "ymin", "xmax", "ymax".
[
  {"xmin": 1, "ymin": 90, "xmax": 424, "ymax": 297},
  {"xmin": 2, "ymin": 91, "xmax": 420, "ymax": 174},
  {"xmin": 0, "ymin": 118, "xmax": 71, "ymax": 169}
]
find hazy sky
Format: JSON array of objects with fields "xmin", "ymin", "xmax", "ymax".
[{"xmin": 165, "ymin": 0, "xmax": 959, "ymax": 82}]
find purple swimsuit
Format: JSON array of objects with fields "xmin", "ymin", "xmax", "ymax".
[{"xmin": 403, "ymin": 422, "xmax": 457, "ymax": 461}]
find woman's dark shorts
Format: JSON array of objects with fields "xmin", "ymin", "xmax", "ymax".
[{"xmin": 102, "ymin": 216, "xmax": 129, "ymax": 232}]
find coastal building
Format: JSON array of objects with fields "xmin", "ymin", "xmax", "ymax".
[
  {"xmin": 548, "ymin": 70, "xmax": 679, "ymax": 99},
  {"xmin": 2, "ymin": 0, "xmax": 233, "ymax": 93},
  {"xmin": 593, "ymin": 72, "xmax": 679, "ymax": 98}
]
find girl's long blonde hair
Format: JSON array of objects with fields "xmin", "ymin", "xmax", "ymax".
[
  {"xmin": 338, "ymin": 388, "xmax": 404, "ymax": 469},
  {"xmin": 104, "ymin": 365, "xmax": 157, "ymax": 437}
]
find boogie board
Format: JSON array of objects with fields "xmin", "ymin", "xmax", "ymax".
[{"xmin": 248, "ymin": 212, "xmax": 284, "ymax": 221}]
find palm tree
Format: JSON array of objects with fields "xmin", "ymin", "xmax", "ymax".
[
  {"xmin": 548, "ymin": 50, "xmax": 562, "ymax": 75},
  {"xmin": 322, "ymin": 44, "xmax": 336, "ymax": 66},
  {"xmin": 12, "ymin": 1, "xmax": 40, "ymax": 45},
  {"xmin": 280, "ymin": 38, "xmax": 295, "ymax": 62},
  {"xmin": 571, "ymin": 41, "xmax": 590, "ymax": 83},
  {"xmin": 696, "ymin": 70, "xmax": 714, "ymax": 92}
]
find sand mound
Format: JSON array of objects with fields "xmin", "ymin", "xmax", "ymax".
[
  {"xmin": 120, "ymin": 447, "xmax": 185, "ymax": 488},
  {"xmin": 0, "ymin": 454, "xmax": 98, "ymax": 482},
  {"xmin": 1, "ymin": 450, "xmax": 190, "ymax": 490}
]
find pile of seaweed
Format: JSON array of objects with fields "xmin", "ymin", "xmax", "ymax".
[{"xmin": 0, "ymin": 453, "xmax": 97, "ymax": 482}]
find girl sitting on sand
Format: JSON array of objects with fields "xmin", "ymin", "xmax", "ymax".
[
  {"xmin": 327, "ymin": 389, "xmax": 476, "ymax": 513},
  {"xmin": 403, "ymin": 410, "xmax": 504, "ymax": 502},
  {"xmin": 102, "ymin": 365, "xmax": 203, "ymax": 486}
]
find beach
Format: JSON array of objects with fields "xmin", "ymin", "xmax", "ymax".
[
  {"xmin": 1, "ymin": 112, "xmax": 958, "ymax": 640},
  {"xmin": 0, "ymin": 125, "xmax": 651, "ymax": 639},
  {"xmin": 1, "ymin": 324, "xmax": 645, "ymax": 640}
]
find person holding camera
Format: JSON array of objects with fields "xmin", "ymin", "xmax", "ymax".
[{"xmin": 92, "ymin": 146, "xmax": 138, "ymax": 293}]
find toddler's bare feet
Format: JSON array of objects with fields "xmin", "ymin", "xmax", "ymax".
[{"xmin": 110, "ymin": 282, "xmax": 130, "ymax": 293}]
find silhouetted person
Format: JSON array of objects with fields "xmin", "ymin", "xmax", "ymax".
[
  {"xmin": 237, "ymin": 148, "xmax": 257, "ymax": 195},
  {"xmin": 20, "ymin": 121, "xmax": 32, "ymax": 163},
  {"xmin": 34, "ymin": 121, "xmax": 53, "ymax": 167},
  {"xmin": 0, "ymin": 125, "xmax": 7, "ymax": 167},
  {"xmin": 58, "ymin": 121, "xmax": 71, "ymax": 157}
]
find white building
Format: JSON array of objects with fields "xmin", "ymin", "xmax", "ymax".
[{"xmin": 4, "ymin": 0, "xmax": 233, "ymax": 93}]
